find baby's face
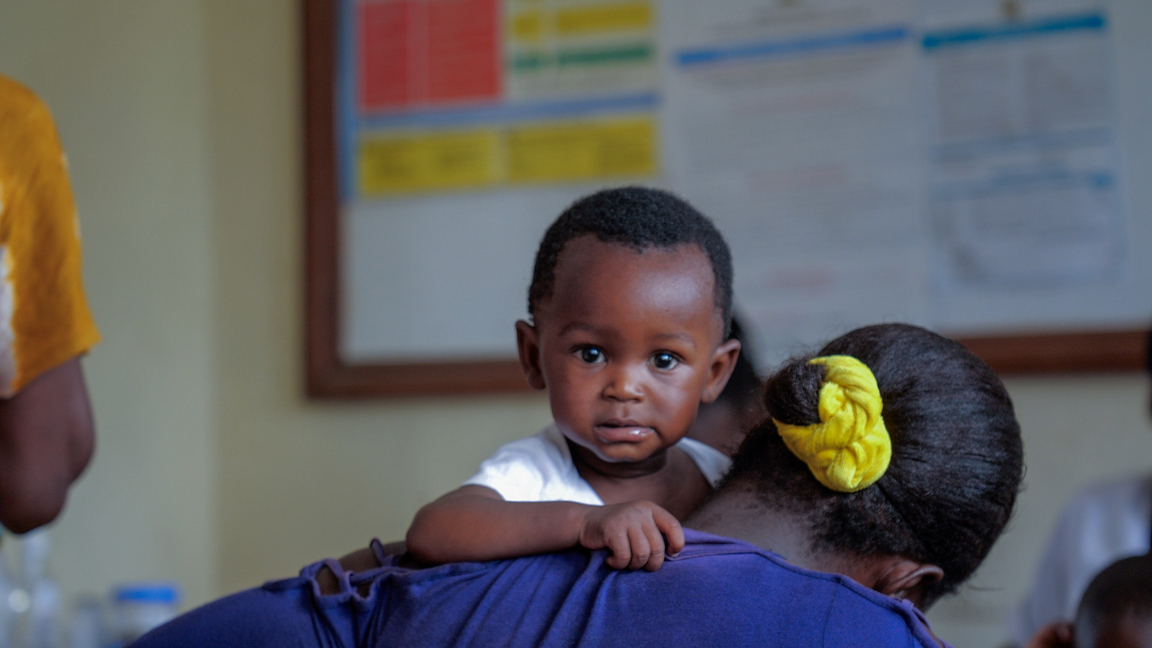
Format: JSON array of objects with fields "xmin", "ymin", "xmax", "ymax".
[
  {"xmin": 1084, "ymin": 613, "xmax": 1152, "ymax": 648},
  {"xmin": 521, "ymin": 236, "xmax": 734, "ymax": 467}
]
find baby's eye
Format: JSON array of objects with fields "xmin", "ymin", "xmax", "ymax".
[
  {"xmin": 651, "ymin": 353, "xmax": 679, "ymax": 371},
  {"xmin": 577, "ymin": 347, "xmax": 605, "ymax": 364}
]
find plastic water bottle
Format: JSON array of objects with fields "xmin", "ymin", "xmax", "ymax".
[
  {"xmin": 21, "ymin": 530, "xmax": 60, "ymax": 648},
  {"xmin": 66, "ymin": 595, "xmax": 105, "ymax": 648},
  {"xmin": 0, "ymin": 530, "xmax": 15, "ymax": 646},
  {"xmin": 110, "ymin": 583, "xmax": 179, "ymax": 644}
]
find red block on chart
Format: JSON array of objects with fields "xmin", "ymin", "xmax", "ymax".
[
  {"xmin": 426, "ymin": 0, "xmax": 501, "ymax": 103},
  {"xmin": 357, "ymin": 0, "xmax": 501, "ymax": 113},
  {"xmin": 358, "ymin": 1, "xmax": 416, "ymax": 111}
]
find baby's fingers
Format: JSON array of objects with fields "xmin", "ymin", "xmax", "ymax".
[
  {"xmin": 604, "ymin": 530, "xmax": 632, "ymax": 570},
  {"xmin": 626, "ymin": 526, "xmax": 652, "ymax": 570},
  {"xmin": 652, "ymin": 507, "xmax": 685, "ymax": 557},
  {"xmin": 641, "ymin": 521, "xmax": 666, "ymax": 571}
]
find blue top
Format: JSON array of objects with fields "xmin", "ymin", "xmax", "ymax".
[{"xmin": 131, "ymin": 530, "xmax": 948, "ymax": 647}]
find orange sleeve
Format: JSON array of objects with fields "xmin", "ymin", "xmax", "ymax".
[{"xmin": 0, "ymin": 77, "xmax": 100, "ymax": 396}]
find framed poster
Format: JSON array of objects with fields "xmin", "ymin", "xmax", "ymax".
[{"xmin": 304, "ymin": 0, "xmax": 1147, "ymax": 398}]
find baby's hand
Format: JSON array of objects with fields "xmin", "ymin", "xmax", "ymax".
[
  {"xmin": 578, "ymin": 501, "xmax": 685, "ymax": 571},
  {"xmin": 1026, "ymin": 621, "xmax": 1074, "ymax": 648}
]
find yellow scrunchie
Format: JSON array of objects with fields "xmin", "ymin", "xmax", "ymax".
[{"xmin": 773, "ymin": 355, "xmax": 891, "ymax": 493}]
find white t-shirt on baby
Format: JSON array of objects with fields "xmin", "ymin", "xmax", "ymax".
[{"xmin": 463, "ymin": 424, "xmax": 732, "ymax": 505}]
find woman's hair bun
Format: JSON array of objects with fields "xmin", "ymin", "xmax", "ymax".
[
  {"xmin": 770, "ymin": 356, "xmax": 892, "ymax": 493},
  {"xmin": 763, "ymin": 357, "xmax": 824, "ymax": 428}
]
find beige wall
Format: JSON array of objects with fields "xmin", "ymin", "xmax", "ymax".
[
  {"xmin": 0, "ymin": 0, "xmax": 219, "ymax": 608},
  {"xmin": 3, "ymin": 2, "xmax": 1152, "ymax": 647}
]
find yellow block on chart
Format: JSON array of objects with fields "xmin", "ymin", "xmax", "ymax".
[
  {"xmin": 510, "ymin": 10, "xmax": 545, "ymax": 42},
  {"xmin": 554, "ymin": 2, "xmax": 653, "ymax": 36},
  {"xmin": 359, "ymin": 130, "xmax": 502, "ymax": 195},
  {"xmin": 507, "ymin": 116, "xmax": 657, "ymax": 184}
]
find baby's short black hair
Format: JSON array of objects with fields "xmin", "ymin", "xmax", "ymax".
[
  {"xmin": 727, "ymin": 323, "xmax": 1023, "ymax": 607},
  {"xmin": 528, "ymin": 187, "xmax": 733, "ymax": 333},
  {"xmin": 1076, "ymin": 554, "xmax": 1152, "ymax": 646}
]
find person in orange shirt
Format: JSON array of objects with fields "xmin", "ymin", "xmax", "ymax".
[{"xmin": 0, "ymin": 75, "xmax": 100, "ymax": 533}]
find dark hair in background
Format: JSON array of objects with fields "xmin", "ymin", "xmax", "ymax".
[
  {"xmin": 726, "ymin": 323, "xmax": 1023, "ymax": 606},
  {"xmin": 528, "ymin": 187, "xmax": 734, "ymax": 332},
  {"xmin": 1146, "ymin": 322, "xmax": 1151, "ymax": 376},
  {"xmin": 716, "ymin": 318, "xmax": 760, "ymax": 408},
  {"xmin": 1076, "ymin": 554, "xmax": 1152, "ymax": 645}
]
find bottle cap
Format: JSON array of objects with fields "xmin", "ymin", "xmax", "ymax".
[{"xmin": 113, "ymin": 582, "xmax": 180, "ymax": 604}]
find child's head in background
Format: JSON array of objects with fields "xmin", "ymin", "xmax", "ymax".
[
  {"xmin": 1075, "ymin": 554, "xmax": 1152, "ymax": 648},
  {"xmin": 516, "ymin": 186, "xmax": 740, "ymax": 471},
  {"xmin": 1145, "ymin": 323, "xmax": 1152, "ymax": 418}
]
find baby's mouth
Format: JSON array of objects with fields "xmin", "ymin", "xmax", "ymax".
[{"xmin": 593, "ymin": 420, "xmax": 654, "ymax": 444}]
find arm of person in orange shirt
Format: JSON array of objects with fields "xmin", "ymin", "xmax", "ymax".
[{"xmin": 0, "ymin": 357, "xmax": 94, "ymax": 533}]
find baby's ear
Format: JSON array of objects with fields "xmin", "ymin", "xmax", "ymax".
[
  {"xmin": 515, "ymin": 320, "xmax": 547, "ymax": 390},
  {"xmin": 701, "ymin": 339, "xmax": 741, "ymax": 404}
]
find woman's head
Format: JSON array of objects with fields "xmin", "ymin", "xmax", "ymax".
[{"xmin": 727, "ymin": 323, "xmax": 1023, "ymax": 605}]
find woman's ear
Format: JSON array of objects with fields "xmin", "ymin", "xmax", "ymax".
[
  {"xmin": 515, "ymin": 320, "xmax": 547, "ymax": 390},
  {"xmin": 701, "ymin": 339, "xmax": 741, "ymax": 404},
  {"xmin": 875, "ymin": 559, "xmax": 944, "ymax": 608}
]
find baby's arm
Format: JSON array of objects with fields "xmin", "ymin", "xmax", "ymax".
[{"xmin": 406, "ymin": 485, "xmax": 685, "ymax": 570}]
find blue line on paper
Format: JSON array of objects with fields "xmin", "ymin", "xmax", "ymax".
[
  {"xmin": 674, "ymin": 25, "xmax": 910, "ymax": 68},
  {"xmin": 356, "ymin": 92, "xmax": 660, "ymax": 131},
  {"xmin": 922, "ymin": 12, "xmax": 1105, "ymax": 51},
  {"xmin": 933, "ymin": 127, "xmax": 1112, "ymax": 161}
]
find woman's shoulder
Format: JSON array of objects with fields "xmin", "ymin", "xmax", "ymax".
[{"xmin": 670, "ymin": 530, "xmax": 944, "ymax": 646}]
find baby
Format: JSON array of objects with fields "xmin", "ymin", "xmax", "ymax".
[
  {"xmin": 406, "ymin": 186, "xmax": 742, "ymax": 571},
  {"xmin": 1027, "ymin": 554, "xmax": 1152, "ymax": 648}
]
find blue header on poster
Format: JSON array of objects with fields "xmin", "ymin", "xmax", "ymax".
[
  {"xmin": 675, "ymin": 25, "xmax": 909, "ymax": 68},
  {"xmin": 922, "ymin": 12, "xmax": 1105, "ymax": 51}
]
